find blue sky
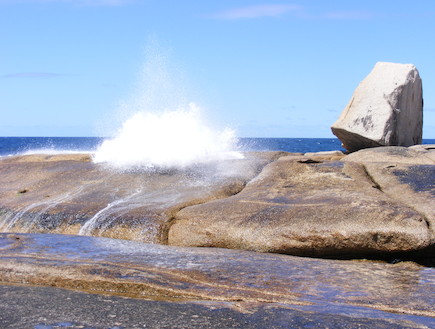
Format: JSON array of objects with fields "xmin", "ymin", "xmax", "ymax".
[{"xmin": 0, "ymin": 0, "xmax": 434, "ymax": 138}]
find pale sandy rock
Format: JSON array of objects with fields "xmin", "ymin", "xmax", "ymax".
[
  {"xmin": 341, "ymin": 145, "xmax": 435, "ymax": 246},
  {"xmin": 0, "ymin": 152, "xmax": 283, "ymax": 243},
  {"xmin": 342, "ymin": 146, "xmax": 435, "ymax": 165},
  {"xmin": 331, "ymin": 62, "xmax": 423, "ymax": 152},
  {"xmin": 364, "ymin": 163, "xmax": 434, "ymax": 239},
  {"xmin": 409, "ymin": 144, "xmax": 435, "ymax": 162},
  {"xmin": 1, "ymin": 150, "xmax": 433, "ymax": 260},
  {"xmin": 169, "ymin": 156, "xmax": 432, "ymax": 256},
  {"xmin": 304, "ymin": 150, "xmax": 345, "ymax": 157}
]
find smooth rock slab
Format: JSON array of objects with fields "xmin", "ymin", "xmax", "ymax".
[
  {"xmin": 342, "ymin": 145, "xmax": 435, "ymax": 250},
  {"xmin": 342, "ymin": 145, "xmax": 435, "ymax": 165},
  {"xmin": 0, "ymin": 152, "xmax": 283, "ymax": 243},
  {"xmin": 169, "ymin": 155, "xmax": 431, "ymax": 256},
  {"xmin": 1, "ymin": 284, "xmax": 432, "ymax": 329},
  {"xmin": 0, "ymin": 233, "xmax": 434, "ymax": 328}
]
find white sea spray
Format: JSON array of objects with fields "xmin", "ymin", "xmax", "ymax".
[
  {"xmin": 93, "ymin": 104, "xmax": 242, "ymax": 169},
  {"xmin": 93, "ymin": 41, "xmax": 243, "ymax": 170}
]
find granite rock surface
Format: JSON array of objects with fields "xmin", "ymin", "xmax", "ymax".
[
  {"xmin": 0, "ymin": 233, "xmax": 433, "ymax": 327},
  {"xmin": 0, "ymin": 152, "xmax": 283, "ymax": 243},
  {"xmin": 169, "ymin": 152, "xmax": 433, "ymax": 258},
  {"xmin": 331, "ymin": 62, "xmax": 423, "ymax": 152},
  {"xmin": 0, "ymin": 146, "xmax": 433, "ymax": 260}
]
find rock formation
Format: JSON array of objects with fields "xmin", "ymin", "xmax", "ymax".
[
  {"xmin": 1, "ymin": 148, "xmax": 434, "ymax": 261},
  {"xmin": 0, "ymin": 232, "xmax": 434, "ymax": 325},
  {"xmin": 0, "ymin": 148, "xmax": 434, "ymax": 327},
  {"xmin": 169, "ymin": 152, "xmax": 433, "ymax": 258},
  {"xmin": 0, "ymin": 152, "xmax": 283, "ymax": 243},
  {"xmin": 331, "ymin": 62, "xmax": 423, "ymax": 152}
]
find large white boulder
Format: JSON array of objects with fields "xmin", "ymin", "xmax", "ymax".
[{"xmin": 331, "ymin": 62, "xmax": 423, "ymax": 152}]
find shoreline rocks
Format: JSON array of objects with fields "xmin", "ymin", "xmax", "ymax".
[
  {"xmin": 331, "ymin": 62, "xmax": 423, "ymax": 152},
  {"xmin": 0, "ymin": 152, "xmax": 284, "ymax": 243},
  {"xmin": 0, "ymin": 146, "xmax": 434, "ymax": 263},
  {"xmin": 169, "ymin": 153, "xmax": 432, "ymax": 258},
  {"xmin": 4, "ymin": 283, "xmax": 433, "ymax": 329},
  {"xmin": 0, "ymin": 232, "xmax": 433, "ymax": 324}
]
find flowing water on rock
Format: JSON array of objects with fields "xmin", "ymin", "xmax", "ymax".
[
  {"xmin": 78, "ymin": 188, "xmax": 144, "ymax": 236},
  {"xmin": 0, "ymin": 187, "xmax": 85, "ymax": 232}
]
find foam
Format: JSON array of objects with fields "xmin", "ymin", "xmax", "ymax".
[{"xmin": 93, "ymin": 103, "xmax": 243, "ymax": 169}]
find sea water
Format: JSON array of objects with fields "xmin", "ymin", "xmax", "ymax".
[
  {"xmin": 1, "ymin": 136, "xmax": 434, "ymax": 158},
  {"xmin": 0, "ymin": 136, "xmax": 104, "ymax": 156},
  {"xmin": 0, "ymin": 136, "xmax": 340, "ymax": 157}
]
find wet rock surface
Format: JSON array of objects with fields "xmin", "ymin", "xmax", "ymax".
[
  {"xmin": 0, "ymin": 147, "xmax": 434, "ymax": 260},
  {"xmin": 0, "ymin": 233, "xmax": 434, "ymax": 328},
  {"xmin": 1, "ymin": 284, "xmax": 432, "ymax": 329},
  {"xmin": 0, "ymin": 146, "xmax": 434, "ymax": 328},
  {"xmin": 0, "ymin": 152, "xmax": 283, "ymax": 243}
]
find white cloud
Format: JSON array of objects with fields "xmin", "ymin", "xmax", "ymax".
[
  {"xmin": 0, "ymin": 0, "xmax": 135, "ymax": 6},
  {"xmin": 2, "ymin": 72, "xmax": 65, "ymax": 78},
  {"xmin": 207, "ymin": 4, "xmax": 376, "ymax": 21},
  {"xmin": 80, "ymin": 0, "xmax": 135, "ymax": 5},
  {"xmin": 209, "ymin": 4, "xmax": 302, "ymax": 20},
  {"xmin": 323, "ymin": 10, "xmax": 374, "ymax": 20}
]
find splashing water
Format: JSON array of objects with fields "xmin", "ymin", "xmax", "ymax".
[
  {"xmin": 93, "ymin": 103, "xmax": 243, "ymax": 169},
  {"xmin": 94, "ymin": 42, "xmax": 243, "ymax": 170}
]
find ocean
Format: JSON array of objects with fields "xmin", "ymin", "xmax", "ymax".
[{"xmin": 1, "ymin": 137, "xmax": 435, "ymax": 157}]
